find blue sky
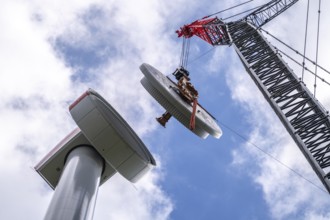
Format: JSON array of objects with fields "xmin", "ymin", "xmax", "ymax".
[{"xmin": 1, "ymin": 0, "xmax": 330, "ymax": 219}]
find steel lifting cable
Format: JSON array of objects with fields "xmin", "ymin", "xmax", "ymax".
[
  {"xmin": 223, "ymin": 5, "xmax": 264, "ymax": 21},
  {"xmin": 184, "ymin": 38, "xmax": 190, "ymax": 68},
  {"xmin": 180, "ymin": 38, "xmax": 185, "ymax": 67},
  {"xmin": 302, "ymin": 0, "xmax": 310, "ymax": 82},
  {"xmin": 180, "ymin": 37, "xmax": 190, "ymax": 68},
  {"xmin": 260, "ymin": 28, "xmax": 330, "ymax": 77},
  {"xmin": 314, "ymin": 0, "xmax": 322, "ymax": 97},
  {"xmin": 204, "ymin": 0, "xmax": 254, "ymax": 19},
  {"xmin": 180, "ymin": 38, "xmax": 186, "ymax": 67},
  {"xmin": 218, "ymin": 120, "xmax": 328, "ymax": 194},
  {"xmin": 274, "ymin": 46, "xmax": 330, "ymax": 87},
  {"xmin": 187, "ymin": 47, "xmax": 215, "ymax": 66}
]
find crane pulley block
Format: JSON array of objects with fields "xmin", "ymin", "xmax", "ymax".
[
  {"xmin": 173, "ymin": 66, "xmax": 190, "ymax": 80},
  {"xmin": 176, "ymin": 17, "xmax": 231, "ymax": 46}
]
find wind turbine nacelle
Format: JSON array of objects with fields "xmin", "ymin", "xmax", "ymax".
[{"xmin": 35, "ymin": 89, "xmax": 156, "ymax": 189}]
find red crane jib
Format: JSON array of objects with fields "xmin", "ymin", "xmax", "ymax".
[{"xmin": 176, "ymin": 17, "xmax": 230, "ymax": 46}]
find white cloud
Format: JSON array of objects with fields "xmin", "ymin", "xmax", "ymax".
[{"xmin": 95, "ymin": 160, "xmax": 172, "ymax": 220}]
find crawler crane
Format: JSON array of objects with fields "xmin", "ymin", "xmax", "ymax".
[{"xmin": 176, "ymin": 0, "xmax": 330, "ymax": 193}]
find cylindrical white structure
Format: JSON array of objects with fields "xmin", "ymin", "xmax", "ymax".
[{"xmin": 44, "ymin": 146, "xmax": 104, "ymax": 220}]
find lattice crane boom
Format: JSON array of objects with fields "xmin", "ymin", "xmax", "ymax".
[
  {"xmin": 242, "ymin": 0, "xmax": 299, "ymax": 28},
  {"xmin": 229, "ymin": 21, "xmax": 330, "ymax": 193},
  {"xmin": 177, "ymin": 0, "xmax": 330, "ymax": 193}
]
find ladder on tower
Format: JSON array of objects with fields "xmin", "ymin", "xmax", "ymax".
[{"xmin": 228, "ymin": 21, "xmax": 330, "ymax": 193}]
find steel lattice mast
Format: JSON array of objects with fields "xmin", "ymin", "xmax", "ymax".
[
  {"xmin": 177, "ymin": 0, "xmax": 330, "ymax": 193},
  {"xmin": 242, "ymin": 0, "xmax": 299, "ymax": 28},
  {"xmin": 229, "ymin": 21, "xmax": 330, "ymax": 193}
]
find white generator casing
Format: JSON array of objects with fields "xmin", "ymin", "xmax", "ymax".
[
  {"xmin": 35, "ymin": 89, "xmax": 156, "ymax": 189},
  {"xmin": 69, "ymin": 89, "xmax": 156, "ymax": 183}
]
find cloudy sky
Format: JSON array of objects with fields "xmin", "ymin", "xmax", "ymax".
[{"xmin": 1, "ymin": 0, "xmax": 330, "ymax": 219}]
